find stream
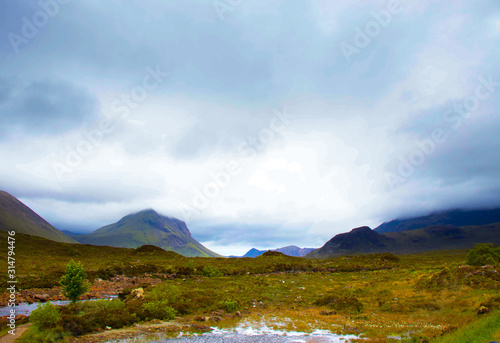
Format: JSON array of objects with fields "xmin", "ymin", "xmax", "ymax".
[{"xmin": 0, "ymin": 295, "xmax": 117, "ymax": 316}]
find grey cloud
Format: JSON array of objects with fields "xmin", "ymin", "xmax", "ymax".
[{"xmin": 0, "ymin": 78, "xmax": 98, "ymax": 136}]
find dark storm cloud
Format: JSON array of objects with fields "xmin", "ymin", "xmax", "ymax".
[{"xmin": 0, "ymin": 78, "xmax": 98, "ymax": 136}]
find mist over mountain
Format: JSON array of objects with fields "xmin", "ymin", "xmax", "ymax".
[
  {"xmin": 307, "ymin": 224, "xmax": 500, "ymax": 258},
  {"xmin": 375, "ymin": 208, "xmax": 500, "ymax": 233}
]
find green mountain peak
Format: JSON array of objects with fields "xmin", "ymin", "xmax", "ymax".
[{"xmin": 73, "ymin": 209, "xmax": 220, "ymax": 257}]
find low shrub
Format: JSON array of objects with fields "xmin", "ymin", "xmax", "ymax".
[
  {"xmin": 314, "ymin": 294, "xmax": 364, "ymax": 313},
  {"xmin": 466, "ymin": 243, "xmax": 500, "ymax": 266},
  {"xmin": 219, "ymin": 300, "xmax": 238, "ymax": 313},
  {"xmin": 201, "ymin": 265, "xmax": 223, "ymax": 277},
  {"xmin": 79, "ymin": 299, "xmax": 126, "ymax": 311},
  {"xmin": 176, "ymin": 266, "xmax": 195, "ymax": 277},
  {"xmin": 142, "ymin": 300, "xmax": 177, "ymax": 320},
  {"xmin": 58, "ymin": 299, "xmax": 135, "ymax": 336},
  {"xmin": 479, "ymin": 296, "xmax": 500, "ymax": 311},
  {"xmin": 17, "ymin": 325, "xmax": 65, "ymax": 343},
  {"xmin": 29, "ymin": 302, "xmax": 61, "ymax": 329},
  {"xmin": 146, "ymin": 283, "xmax": 181, "ymax": 303}
]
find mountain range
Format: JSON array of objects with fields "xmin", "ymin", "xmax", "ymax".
[
  {"xmin": 1, "ymin": 190, "xmax": 500, "ymax": 258},
  {"xmin": 230, "ymin": 246, "xmax": 315, "ymax": 258},
  {"xmin": 307, "ymin": 223, "xmax": 500, "ymax": 258},
  {"xmin": 0, "ymin": 191, "xmax": 218, "ymax": 257},
  {"xmin": 375, "ymin": 208, "xmax": 500, "ymax": 233}
]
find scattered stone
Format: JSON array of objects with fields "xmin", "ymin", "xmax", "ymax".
[
  {"xmin": 235, "ymin": 311, "xmax": 242, "ymax": 317},
  {"xmin": 165, "ymin": 325, "xmax": 182, "ymax": 332},
  {"xmin": 210, "ymin": 316, "xmax": 222, "ymax": 322},
  {"xmin": 441, "ymin": 325, "xmax": 457, "ymax": 335},
  {"xmin": 34, "ymin": 294, "xmax": 49, "ymax": 302},
  {"xmin": 14, "ymin": 314, "xmax": 26, "ymax": 321},
  {"xmin": 343, "ymin": 326, "xmax": 362, "ymax": 334},
  {"xmin": 320, "ymin": 310, "xmax": 337, "ymax": 316},
  {"xmin": 194, "ymin": 316, "xmax": 207, "ymax": 322},
  {"xmin": 478, "ymin": 306, "xmax": 489, "ymax": 314},
  {"xmin": 191, "ymin": 323, "xmax": 212, "ymax": 332}
]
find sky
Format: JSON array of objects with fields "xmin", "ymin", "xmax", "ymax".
[{"xmin": 0, "ymin": 0, "xmax": 499, "ymax": 256}]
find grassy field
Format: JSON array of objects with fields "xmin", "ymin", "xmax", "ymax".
[{"xmin": 0, "ymin": 232, "xmax": 499, "ymax": 342}]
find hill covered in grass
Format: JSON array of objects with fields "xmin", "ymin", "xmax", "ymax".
[
  {"xmin": 0, "ymin": 191, "xmax": 77, "ymax": 243},
  {"xmin": 73, "ymin": 209, "xmax": 220, "ymax": 257}
]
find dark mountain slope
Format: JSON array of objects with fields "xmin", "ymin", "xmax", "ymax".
[
  {"xmin": 375, "ymin": 208, "xmax": 500, "ymax": 233},
  {"xmin": 307, "ymin": 223, "xmax": 500, "ymax": 258},
  {"xmin": 0, "ymin": 191, "xmax": 77, "ymax": 243}
]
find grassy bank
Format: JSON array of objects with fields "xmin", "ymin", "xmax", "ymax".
[{"xmin": 432, "ymin": 310, "xmax": 500, "ymax": 343}]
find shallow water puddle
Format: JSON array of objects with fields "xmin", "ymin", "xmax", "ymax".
[{"xmin": 107, "ymin": 319, "xmax": 362, "ymax": 342}]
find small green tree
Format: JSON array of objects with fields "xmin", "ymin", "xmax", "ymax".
[
  {"xmin": 60, "ymin": 260, "xmax": 90, "ymax": 303},
  {"xmin": 466, "ymin": 243, "xmax": 500, "ymax": 266}
]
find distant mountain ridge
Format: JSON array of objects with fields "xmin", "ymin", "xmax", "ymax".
[
  {"xmin": 375, "ymin": 208, "xmax": 500, "ymax": 233},
  {"xmin": 0, "ymin": 191, "xmax": 77, "ymax": 243},
  {"xmin": 307, "ymin": 223, "xmax": 500, "ymax": 258},
  {"xmin": 231, "ymin": 245, "xmax": 315, "ymax": 258},
  {"xmin": 62, "ymin": 230, "xmax": 82, "ymax": 236},
  {"xmin": 72, "ymin": 209, "xmax": 220, "ymax": 257}
]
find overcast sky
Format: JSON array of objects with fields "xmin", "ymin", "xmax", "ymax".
[{"xmin": 1, "ymin": 0, "xmax": 499, "ymax": 255}]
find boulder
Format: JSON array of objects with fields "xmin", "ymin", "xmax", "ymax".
[
  {"xmin": 34, "ymin": 294, "xmax": 49, "ymax": 302},
  {"xmin": 131, "ymin": 287, "xmax": 144, "ymax": 300},
  {"xmin": 478, "ymin": 306, "xmax": 489, "ymax": 314}
]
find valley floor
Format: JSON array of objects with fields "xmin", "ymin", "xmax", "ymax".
[{"xmin": 0, "ymin": 233, "xmax": 498, "ymax": 342}]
